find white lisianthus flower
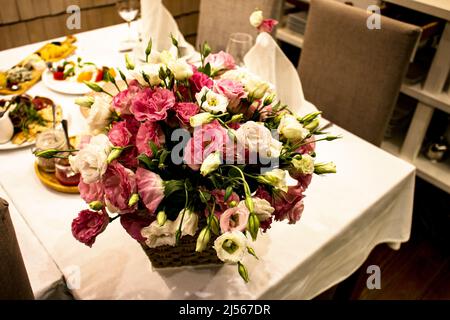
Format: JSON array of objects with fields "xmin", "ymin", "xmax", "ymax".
[
  {"xmin": 132, "ymin": 63, "xmax": 162, "ymax": 86},
  {"xmin": 249, "ymin": 10, "xmax": 264, "ymax": 27},
  {"xmin": 195, "ymin": 87, "xmax": 229, "ymax": 114},
  {"xmin": 86, "ymin": 95, "xmax": 113, "ymax": 135},
  {"xmin": 235, "ymin": 121, "xmax": 282, "ymax": 158},
  {"xmin": 69, "ymin": 134, "xmax": 112, "ymax": 184},
  {"xmin": 168, "ymin": 59, "xmax": 193, "ymax": 80},
  {"xmin": 292, "ymin": 154, "xmax": 315, "ymax": 175},
  {"xmin": 239, "ymin": 198, "xmax": 274, "ymax": 222},
  {"xmin": 175, "ymin": 208, "xmax": 199, "ymax": 236},
  {"xmin": 200, "ymin": 152, "xmax": 221, "ymax": 176},
  {"xmin": 190, "ymin": 112, "xmax": 215, "ymax": 127},
  {"xmin": 214, "ymin": 231, "xmax": 248, "ymax": 263},
  {"xmin": 278, "ymin": 114, "xmax": 309, "ymax": 141},
  {"xmin": 159, "ymin": 50, "xmax": 177, "ymax": 66},
  {"xmin": 258, "ymin": 169, "xmax": 296, "ymax": 192},
  {"xmin": 141, "ymin": 220, "xmax": 177, "ymax": 248},
  {"xmin": 245, "ymin": 77, "xmax": 270, "ymax": 100}
]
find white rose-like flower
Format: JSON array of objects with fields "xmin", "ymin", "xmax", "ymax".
[
  {"xmin": 249, "ymin": 10, "xmax": 264, "ymax": 27},
  {"xmin": 190, "ymin": 112, "xmax": 215, "ymax": 127},
  {"xmin": 168, "ymin": 59, "xmax": 193, "ymax": 80},
  {"xmin": 239, "ymin": 198, "xmax": 274, "ymax": 222},
  {"xmin": 86, "ymin": 95, "xmax": 113, "ymax": 135},
  {"xmin": 159, "ymin": 50, "xmax": 177, "ymax": 66},
  {"xmin": 69, "ymin": 134, "xmax": 112, "ymax": 184},
  {"xmin": 132, "ymin": 63, "xmax": 162, "ymax": 86},
  {"xmin": 195, "ymin": 87, "xmax": 228, "ymax": 114},
  {"xmin": 235, "ymin": 121, "xmax": 282, "ymax": 158},
  {"xmin": 278, "ymin": 114, "xmax": 309, "ymax": 141},
  {"xmin": 214, "ymin": 231, "xmax": 248, "ymax": 263},
  {"xmin": 174, "ymin": 208, "xmax": 199, "ymax": 236},
  {"xmin": 292, "ymin": 154, "xmax": 315, "ymax": 175},
  {"xmin": 141, "ymin": 220, "xmax": 177, "ymax": 248},
  {"xmin": 200, "ymin": 151, "xmax": 221, "ymax": 176}
]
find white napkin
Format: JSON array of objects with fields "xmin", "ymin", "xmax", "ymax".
[
  {"xmin": 139, "ymin": 0, "xmax": 195, "ymax": 58},
  {"xmin": 244, "ymin": 32, "xmax": 317, "ymax": 116}
]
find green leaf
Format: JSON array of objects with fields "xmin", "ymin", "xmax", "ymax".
[
  {"xmin": 137, "ymin": 154, "xmax": 155, "ymax": 170},
  {"xmin": 203, "ymin": 63, "xmax": 211, "ymax": 77},
  {"xmin": 148, "ymin": 141, "xmax": 159, "ymax": 157}
]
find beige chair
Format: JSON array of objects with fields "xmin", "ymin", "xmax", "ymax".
[
  {"xmin": 298, "ymin": 0, "xmax": 421, "ymax": 146},
  {"xmin": 0, "ymin": 198, "xmax": 34, "ymax": 300},
  {"xmin": 196, "ymin": 0, "xmax": 283, "ymax": 52}
]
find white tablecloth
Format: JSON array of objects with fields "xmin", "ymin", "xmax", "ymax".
[{"xmin": 0, "ymin": 24, "xmax": 416, "ymax": 299}]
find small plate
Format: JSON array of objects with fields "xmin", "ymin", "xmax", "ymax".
[
  {"xmin": 0, "ymin": 140, "xmax": 34, "ymax": 151},
  {"xmin": 34, "ymin": 162, "xmax": 79, "ymax": 194},
  {"xmin": 42, "ymin": 70, "xmax": 90, "ymax": 95}
]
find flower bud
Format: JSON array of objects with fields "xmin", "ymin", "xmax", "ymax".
[
  {"xmin": 84, "ymin": 81, "xmax": 104, "ymax": 93},
  {"xmin": 249, "ymin": 10, "xmax": 264, "ymax": 28},
  {"xmin": 33, "ymin": 148, "xmax": 62, "ymax": 159},
  {"xmin": 89, "ymin": 201, "xmax": 103, "ymax": 211},
  {"xmin": 238, "ymin": 261, "xmax": 249, "ymax": 283},
  {"xmin": 128, "ymin": 193, "xmax": 139, "ymax": 207},
  {"xmin": 229, "ymin": 114, "xmax": 244, "ymax": 123},
  {"xmin": 190, "ymin": 112, "xmax": 214, "ymax": 127},
  {"xmin": 263, "ymin": 93, "xmax": 275, "ymax": 106},
  {"xmin": 247, "ymin": 246, "xmax": 259, "ymax": 260},
  {"xmin": 314, "ymin": 162, "xmax": 337, "ymax": 174},
  {"xmin": 75, "ymin": 96, "xmax": 95, "ymax": 108},
  {"xmin": 107, "ymin": 147, "xmax": 123, "ymax": 164},
  {"xmin": 245, "ymin": 196, "xmax": 254, "ymax": 214},
  {"xmin": 195, "ymin": 227, "xmax": 211, "ymax": 252},
  {"xmin": 125, "ymin": 53, "xmax": 135, "ymax": 70},
  {"xmin": 210, "ymin": 214, "xmax": 220, "ymax": 235},
  {"xmin": 157, "ymin": 211, "xmax": 167, "ymax": 226},
  {"xmin": 247, "ymin": 213, "xmax": 260, "ymax": 241},
  {"xmin": 228, "ymin": 200, "xmax": 237, "ymax": 208},
  {"xmin": 200, "ymin": 152, "xmax": 221, "ymax": 176}
]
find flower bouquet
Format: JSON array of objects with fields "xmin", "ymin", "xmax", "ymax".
[{"xmin": 35, "ymin": 16, "xmax": 338, "ymax": 282}]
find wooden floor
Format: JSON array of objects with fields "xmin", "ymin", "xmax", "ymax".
[{"xmin": 316, "ymin": 178, "xmax": 450, "ymax": 300}]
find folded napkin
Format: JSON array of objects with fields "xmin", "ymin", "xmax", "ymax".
[
  {"xmin": 244, "ymin": 32, "xmax": 317, "ymax": 116},
  {"xmin": 139, "ymin": 0, "xmax": 195, "ymax": 57}
]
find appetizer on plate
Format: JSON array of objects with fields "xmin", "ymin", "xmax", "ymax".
[
  {"xmin": 47, "ymin": 57, "xmax": 116, "ymax": 83},
  {"xmin": 0, "ymin": 95, "xmax": 62, "ymax": 145},
  {"xmin": 0, "ymin": 36, "xmax": 77, "ymax": 96}
]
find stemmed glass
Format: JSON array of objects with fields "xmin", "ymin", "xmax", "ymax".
[
  {"xmin": 116, "ymin": 0, "xmax": 140, "ymax": 44},
  {"xmin": 226, "ymin": 33, "xmax": 254, "ymax": 66}
]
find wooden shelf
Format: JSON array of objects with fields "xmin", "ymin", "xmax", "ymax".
[
  {"xmin": 276, "ymin": 27, "xmax": 304, "ymax": 48},
  {"xmin": 401, "ymin": 82, "xmax": 450, "ymax": 114},
  {"xmin": 382, "ymin": 137, "xmax": 450, "ymax": 194},
  {"xmin": 384, "ymin": 0, "xmax": 450, "ymax": 21}
]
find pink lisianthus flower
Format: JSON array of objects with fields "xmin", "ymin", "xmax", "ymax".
[
  {"xmin": 183, "ymin": 120, "xmax": 228, "ymax": 170},
  {"xmin": 136, "ymin": 167, "xmax": 164, "ymax": 214},
  {"xmin": 102, "ymin": 162, "xmax": 137, "ymax": 214},
  {"xmin": 205, "ymin": 51, "xmax": 236, "ymax": 74},
  {"xmin": 219, "ymin": 205, "xmax": 250, "ymax": 233},
  {"xmin": 78, "ymin": 180, "xmax": 104, "ymax": 204},
  {"xmin": 112, "ymin": 80, "xmax": 142, "ymax": 115},
  {"xmin": 272, "ymin": 183, "xmax": 305, "ymax": 224},
  {"xmin": 71, "ymin": 209, "xmax": 109, "ymax": 247},
  {"xmin": 108, "ymin": 121, "xmax": 132, "ymax": 147},
  {"xmin": 213, "ymin": 79, "xmax": 247, "ymax": 111},
  {"xmin": 210, "ymin": 189, "xmax": 240, "ymax": 215},
  {"xmin": 258, "ymin": 19, "xmax": 278, "ymax": 33},
  {"xmin": 189, "ymin": 69, "xmax": 214, "ymax": 94},
  {"xmin": 296, "ymin": 137, "xmax": 316, "ymax": 155},
  {"xmin": 174, "ymin": 102, "xmax": 200, "ymax": 126},
  {"xmin": 131, "ymin": 87, "xmax": 175, "ymax": 121},
  {"xmin": 120, "ymin": 211, "xmax": 153, "ymax": 242},
  {"xmin": 136, "ymin": 121, "xmax": 165, "ymax": 157}
]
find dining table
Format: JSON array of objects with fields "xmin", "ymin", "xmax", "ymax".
[{"xmin": 0, "ymin": 23, "xmax": 416, "ymax": 300}]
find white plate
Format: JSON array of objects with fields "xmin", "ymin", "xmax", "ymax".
[
  {"xmin": 0, "ymin": 140, "xmax": 34, "ymax": 151},
  {"xmin": 42, "ymin": 70, "xmax": 90, "ymax": 95}
]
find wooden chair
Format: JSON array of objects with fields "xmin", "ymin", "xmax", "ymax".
[
  {"xmin": 196, "ymin": 0, "xmax": 283, "ymax": 52},
  {"xmin": 298, "ymin": 0, "xmax": 421, "ymax": 146},
  {"xmin": 0, "ymin": 198, "xmax": 34, "ymax": 300}
]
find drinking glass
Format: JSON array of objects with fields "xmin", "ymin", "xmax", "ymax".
[
  {"xmin": 116, "ymin": 0, "xmax": 140, "ymax": 43},
  {"xmin": 226, "ymin": 33, "xmax": 254, "ymax": 66}
]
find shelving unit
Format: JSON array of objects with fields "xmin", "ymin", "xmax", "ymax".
[{"xmin": 277, "ymin": 0, "xmax": 450, "ymax": 194}]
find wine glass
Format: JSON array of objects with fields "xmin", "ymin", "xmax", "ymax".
[
  {"xmin": 116, "ymin": 0, "xmax": 140, "ymax": 44},
  {"xmin": 226, "ymin": 33, "xmax": 254, "ymax": 66}
]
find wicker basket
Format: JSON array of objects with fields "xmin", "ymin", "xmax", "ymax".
[{"xmin": 141, "ymin": 233, "xmax": 222, "ymax": 268}]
